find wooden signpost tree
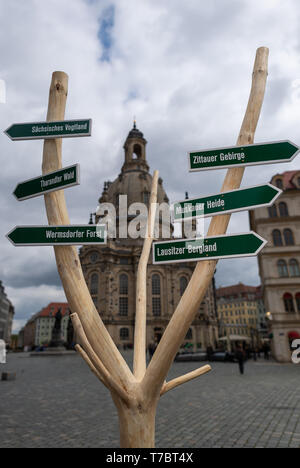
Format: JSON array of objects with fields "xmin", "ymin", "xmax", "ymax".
[{"xmin": 8, "ymin": 46, "xmax": 297, "ymax": 447}]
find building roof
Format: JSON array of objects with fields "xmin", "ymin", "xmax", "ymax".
[
  {"xmin": 216, "ymin": 283, "xmax": 259, "ymax": 300},
  {"xmin": 36, "ymin": 302, "xmax": 70, "ymax": 318},
  {"xmin": 271, "ymin": 170, "xmax": 300, "ymax": 190},
  {"xmin": 127, "ymin": 121, "xmax": 144, "ymax": 140}
]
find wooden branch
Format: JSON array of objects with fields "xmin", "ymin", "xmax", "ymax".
[
  {"xmin": 133, "ymin": 170, "xmax": 159, "ymax": 380},
  {"xmin": 71, "ymin": 313, "xmax": 130, "ymax": 404},
  {"xmin": 142, "ymin": 47, "xmax": 269, "ymax": 402},
  {"xmin": 75, "ymin": 344, "xmax": 106, "ymax": 384},
  {"xmin": 160, "ymin": 365, "xmax": 212, "ymax": 396},
  {"xmin": 42, "ymin": 72, "xmax": 135, "ymax": 391}
]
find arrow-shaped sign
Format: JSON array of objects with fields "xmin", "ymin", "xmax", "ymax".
[
  {"xmin": 188, "ymin": 140, "xmax": 299, "ymax": 172},
  {"xmin": 172, "ymin": 184, "xmax": 282, "ymax": 221},
  {"xmin": 4, "ymin": 119, "xmax": 92, "ymax": 141},
  {"xmin": 153, "ymin": 232, "xmax": 267, "ymax": 265},
  {"xmin": 13, "ymin": 164, "xmax": 80, "ymax": 201},
  {"xmin": 6, "ymin": 225, "xmax": 107, "ymax": 246}
]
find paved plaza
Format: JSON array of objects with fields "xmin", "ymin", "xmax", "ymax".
[{"xmin": 0, "ymin": 352, "xmax": 300, "ymax": 448}]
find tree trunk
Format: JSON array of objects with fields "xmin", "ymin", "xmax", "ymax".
[{"xmin": 117, "ymin": 402, "xmax": 157, "ymax": 448}]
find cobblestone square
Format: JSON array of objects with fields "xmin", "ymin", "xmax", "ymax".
[{"xmin": 0, "ymin": 352, "xmax": 299, "ymax": 448}]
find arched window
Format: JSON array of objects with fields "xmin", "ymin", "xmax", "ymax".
[
  {"xmin": 119, "ymin": 274, "xmax": 128, "ymax": 295},
  {"xmin": 133, "ymin": 144, "xmax": 142, "ymax": 159},
  {"xmin": 273, "ymin": 230, "xmax": 283, "ymax": 246},
  {"xmin": 284, "ymin": 229, "xmax": 294, "ymax": 246},
  {"xmin": 268, "ymin": 205, "xmax": 278, "ymax": 218},
  {"xmin": 279, "ymin": 202, "xmax": 289, "ymax": 217},
  {"xmin": 275, "ymin": 178, "xmax": 283, "ymax": 189},
  {"xmin": 120, "ymin": 328, "xmax": 129, "ymax": 341},
  {"xmin": 90, "ymin": 273, "xmax": 99, "ymax": 295},
  {"xmin": 180, "ymin": 277, "xmax": 188, "ymax": 296},
  {"xmin": 283, "ymin": 293, "xmax": 295, "ymax": 313},
  {"xmin": 289, "ymin": 259, "xmax": 300, "ymax": 277},
  {"xmin": 152, "ymin": 274, "xmax": 161, "ymax": 316},
  {"xmin": 119, "ymin": 274, "xmax": 128, "ymax": 316},
  {"xmin": 185, "ymin": 328, "xmax": 193, "ymax": 340},
  {"xmin": 295, "ymin": 293, "xmax": 300, "ymax": 312},
  {"xmin": 277, "ymin": 260, "xmax": 288, "ymax": 278}
]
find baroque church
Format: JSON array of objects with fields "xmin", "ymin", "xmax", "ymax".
[{"xmin": 79, "ymin": 123, "xmax": 218, "ymax": 350}]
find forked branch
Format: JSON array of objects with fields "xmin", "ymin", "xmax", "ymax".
[
  {"xmin": 142, "ymin": 47, "xmax": 269, "ymax": 402},
  {"xmin": 42, "ymin": 72, "xmax": 135, "ymax": 392},
  {"xmin": 71, "ymin": 313, "xmax": 130, "ymax": 405}
]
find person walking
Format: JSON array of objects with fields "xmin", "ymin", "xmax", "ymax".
[{"xmin": 235, "ymin": 344, "xmax": 246, "ymax": 375}]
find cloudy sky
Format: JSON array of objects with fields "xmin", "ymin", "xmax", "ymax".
[{"xmin": 1, "ymin": 0, "xmax": 300, "ymax": 332}]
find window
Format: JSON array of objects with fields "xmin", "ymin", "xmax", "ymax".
[
  {"xmin": 295, "ymin": 293, "xmax": 300, "ymax": 312},
  {"xmin": 120, "ymin": 328, "xmax": 129, "ymax": 341},
  {"xmin": 298, "ymin": 177, "xmax": 300, "ymax": 188},
  {"xmin": 152, "ymin": 298, "xmax": 161, "ymax": 316},
  {"xmin": 273, "ymin": 230, "xmax": 283, "ymax": 246},
  {"xmin": 283, "ymin": 293, "xmax": 295, "ymax": 313},
  {"xmin": 289, "ymin": 259, "xmax": 300, "ymax": 277},
  {"xmin": 279, "ymin": 202, "xmax": 289, "ymax": 217},
  {"xmin": 277, "ymin": 260, "xmax": 288, "ymax": 277},
  {"xmin": 185, "ymin": 328, "xmax": 193, "ymax": 340},
  {"xmin": 120, "ymin": 258, "xmax": 129, "ymax": 265},
  {"xmin": 152, "ymin": 275, "xmax": 161, "ymax": 295},
  {"xmin": 268, "ymin": 205, "xmax": 278, "ymax": 218},
  {"xmin": 119, "ymin": 274, "xmax": 129, "ymax": 316},
  {"xmin": 90, "ymin": 273, "xmax": 99, "ymax": 295},
  {"xmin": 133, "ymin": 144, "xmax": 142, "ymax": 159},
  {"xmin": 152, "ymin": 274, "xmax": 161, "ymax": 316},
  {"xmin": 119, "ymin": 297, "xmax": 128, "ymax": 316},
  {"xmin": 180, "ymin": 277, "xmax": 188, "ymax": 296},
  {"xmin": 284, "ymin": 229, "xmax": 294, "ymax": 246},
  {"xmin": 119, "ymin": 274, "xmax": 128, "ymax": 295},
  {"xmin": 90, "ymin": 252, "xmax": 99, "ymax": 263},
  {"xmin": 275, "ymin": 178, "xmax": 283, "ymax": 189},
  {"xmin": 143, "ymin": 191, "xmax": 150, "ymax": 205}
]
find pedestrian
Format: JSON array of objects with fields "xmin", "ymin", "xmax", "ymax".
[
  {"xmin": 235, "ymin": 344, "xmax": 245, "ymax": 375},
  {"xmin": 263, "ymin": 342, "xmax": 270, "ymax": 360},
  {"xmin": 148, "ymin": 341, "xmax": 156, "ymax": 360}
]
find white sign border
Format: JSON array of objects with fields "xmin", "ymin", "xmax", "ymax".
[
  {"xmin": 152, "ymin": 231, "xmax": 267, "ymax": 265},
  {"xmin": 13, "ymin": 164, "xmax": 80, "ymax": 201},
  {"xmin": 171, "ymin": 183, "xmax": 282, "ymax": 222},
  {"xmin": 6, "ymin": 224, "xmax": 107, "ymax": 247},
  {"xmin": 188, "ymin": 140, "xmax": 300, "ymax": 172},
  {"xmin": 4, "ymin": 118, "xmax": 92, "ymax": 141}
]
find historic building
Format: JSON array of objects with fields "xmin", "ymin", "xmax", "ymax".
[
  {"xmin": 22, "ymin": 303, "xmax": 71, "ymax": 348},
  {"xmin": 249, "ymin": 170, "xmax": 300, "ymax": 362},
  {"xmin": 216, "ymin": 283, "xmax": 266, "ymax": 346},
  {"xmin": 0, "ymin": 281, "xmax": 14, "ymax": 345},
  {"xmin": 79, "ymin": 123, "xmax": 218, "ymax": 350}
]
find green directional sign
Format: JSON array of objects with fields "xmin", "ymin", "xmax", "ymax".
[
  {"xmin": 4, "ymin": 119, "xmax": 92, "ymax": 141},
  {"xmin": 189, "ymin": 140, "xmax": 299, "ymax": 171},
  {"xmin": 172, "ymin": 184, "xmax": 282, "ymax": 221},
  {"xmin": 13, "ymin": 164, "xmax": 80, "ymax": 201},
  {"xmin": 6, "ymin": 225, "xmax": 107, "ymax": 246},
  {"xmin": 153, "ymin": 232, "xmax": 267, "ymax": 265}
]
